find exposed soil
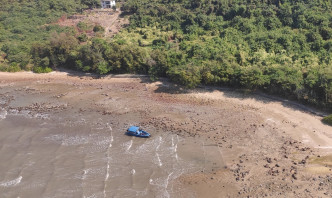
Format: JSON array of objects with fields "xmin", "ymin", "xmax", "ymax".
[
  {"xmin": 1, "ymin": 71, "xmax": 332, "ymax": 197},
  {"xmin": 56, "ymin": 9, "xmax": 129, "ymax": 37}
]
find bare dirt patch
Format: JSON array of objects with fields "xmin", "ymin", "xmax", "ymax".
[{"xmin": 55, "ymin": 9, "xmax": 129, "ymax": 37}]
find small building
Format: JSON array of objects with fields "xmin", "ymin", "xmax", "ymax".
[{"xmin": 101, "ymin": 1, "xmax": 116, "ymax": 9}]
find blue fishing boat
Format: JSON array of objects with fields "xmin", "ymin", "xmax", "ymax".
[{"xmin": 126, "ymin": 126, "xmax": 151, "ymax": 138}]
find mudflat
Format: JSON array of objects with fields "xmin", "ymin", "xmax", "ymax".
[{"xmin": 0, "ymin": 71, "xmax": 331, "ymax": 197}]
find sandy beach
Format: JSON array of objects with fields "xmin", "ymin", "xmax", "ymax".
[{"xmin": 0, "ymin": 71, "xmax": 331, "ymax": 197}]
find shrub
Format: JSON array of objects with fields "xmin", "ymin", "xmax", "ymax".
[
  {"xmin": 152, "ymin": 39, "xmax": 166, "ymax": 46},
  {"xmin": 0, "ymin": 63, "xmax": 21, "ymax": 72},
  {"xmin": 322, "ymin": 114, "xmax": 332, "ymax": 126},
  {"xmin": 78, "ymin": 33, "xmax": 88, "ymax": 42},
  {"xmin": 83, "ymin": 66, "xmax": 91, "ymax": 72},
  {"xmin": 96, "ymin": 61, "xmax": 109, "ymax": 74},
  {"xmin": 33, "ymin": 66, "xmax": 52, "ymax": 73},
  {"xmin": 40, "ymin": 57, "xmax": 50, "ymax": 68},
  {"xmin": 77, "ymin": 22, "xmax": 90, "ymax": 31},
  {"xmin": 7, "ymin": 63, "xmax": 21, "ymax": 72},
  {"xmin": 0, "ymin": 65, "xmax": 6, "ymax": 71},
  {"xmin": 93, "ymin": 24, "xmax": 105, "ymax": 33}
]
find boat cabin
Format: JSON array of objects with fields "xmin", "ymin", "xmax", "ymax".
[{"xmin": 101, "ymin": 0, "xmax": 116, "ymax": 9}]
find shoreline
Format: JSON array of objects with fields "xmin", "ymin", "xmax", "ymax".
[{"xmin": 1, "ymin": 71, "xmax": 332, "ymax": 197}]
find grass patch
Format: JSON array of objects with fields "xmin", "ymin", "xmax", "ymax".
[{"xmin": 322, "ymin": 114, "xmax": 332, "ymax": 126}]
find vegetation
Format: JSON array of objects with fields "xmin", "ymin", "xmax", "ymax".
[
  {"xmin": 0, "ymin": 0, "xmax": 331, "ymax": 110},
  {"xmin": 322, "ymin": 114, "xmax": 332, "ymax": 126},
  {"xmin": 0, "ymin": 0, "xmax": 100, "ymax": 71}
]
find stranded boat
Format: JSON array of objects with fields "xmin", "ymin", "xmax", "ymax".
[{"xmin": 126, "ymin": 126, "xmax": 151, "ymax": 138}]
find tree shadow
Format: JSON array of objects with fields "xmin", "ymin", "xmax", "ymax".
[
  {"xmin": 58, "ymin": 68, "xmax": 151, "ymax": 80},
  {"xmin": 56, "ymin": 68, "xmax": 101, "ymax": 79},
  {"xmin": 148, "ymin": 78, "xmax": 329, "ymax": 117}
]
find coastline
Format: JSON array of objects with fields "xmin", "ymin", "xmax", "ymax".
[{"xmin": 1, "ymin": 71, "xmax": 332, "ymax": 197}]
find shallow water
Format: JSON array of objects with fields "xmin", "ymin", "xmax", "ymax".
[{"xmin": 0, "ymin": 114, "xmax": 224, "ymax": 198}]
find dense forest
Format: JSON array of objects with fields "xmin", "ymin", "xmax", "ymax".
[{"xmin": 0, "ymin": 0, "xmax": 331, "ymax": 110}]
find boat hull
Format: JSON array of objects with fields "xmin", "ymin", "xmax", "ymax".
[{"xmin": 126, "ymin": 127, "xmax": 151, "ymax": 138}]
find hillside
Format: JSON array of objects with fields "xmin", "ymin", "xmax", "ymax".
[{"xmin": 0, "ymin": 0, "xmax": 331, "ymax": 109}]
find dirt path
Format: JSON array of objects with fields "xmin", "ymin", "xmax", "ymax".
[{"xmin": 1, "ymin": 71, "xmax": 332, "ymax": 197}]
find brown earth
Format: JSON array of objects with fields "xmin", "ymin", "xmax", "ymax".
[
  {"xmin": 55, "ymin": 9, "xmax": 129, "ymax": 37},
  {"xmin": 1, "ymin": 71, "xmax": 332, "ymax": 197}
]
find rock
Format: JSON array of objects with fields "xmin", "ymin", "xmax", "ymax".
[{"xmin": 266, "ymin": 158, "xmax": 272, "ymax": 163}]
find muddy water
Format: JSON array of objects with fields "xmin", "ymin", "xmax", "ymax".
[{"xmin": 0, "ymin": 96, "xmax": 224, "ymax": 197}]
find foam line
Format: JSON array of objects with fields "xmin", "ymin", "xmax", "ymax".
[
  {"xmin": 174, "ymin": 143, "xmax": 178, "ymax": 162},
  {"xmin": 0, "ymin": 176, "xmax": 22, "ymax": 187},
  {"xmin": 103, "ymin": 146, "xmax": 111, "ymax": 198},
  {"xmin": 156, "ymin": 153, "xmax": 162, "ymax": 167},
  {"xmin": 0, "ymin": 108, "xmax": 7, "ymax": 120},
  {"xmin": 82, "ymin": 169, "xmax": 88, "ymax": 180},
  {"xmin": 127, "ymin": 140, "xmax": 133, "ymax": 151},
  {"xmin": 103, "ymin": 123, "xmax": 113, "ymax": 198},
  {"xmin": 155, "ymin": 137, "xmax": 163, "ymax": 166},
  {"xmin": 165, "ymin": 172, "xmax": 174, "ymax": 198},
  {"xmin": 173, "ymin": 135, "xmax": 179, "ymax": 162},
  {"xmin": 156, "ymin": 137, "xmax": 162, "ymax": 151},
  {"xmin": 105, "ymin": 163, "xmax": 110, "ymax": 181},
  {"xmin": 108, "ymin": 123, "xmax": 113, "ymax": 147},
  {"xmin": 171, "ymin": 136, "xmax": 174, "ymax": 147}
]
